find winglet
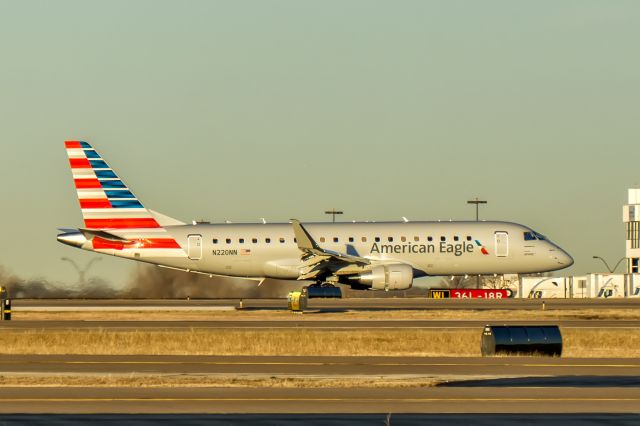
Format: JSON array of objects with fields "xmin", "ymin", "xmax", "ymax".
[{"xmin": 291, "ymin": 219, "xmax": 319, "ymax": 251}]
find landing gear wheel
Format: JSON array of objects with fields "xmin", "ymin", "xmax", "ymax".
[
  {"xmin": 309, "ymin": 281, "xmax": 336, "ymax": 288},
  {"xmin": 320, "ymin": 283, "xmax": 337, "ymax": 288},
  {"xmin": 304, "ymin": 282, "xmax": 342, "ymax": 299}
]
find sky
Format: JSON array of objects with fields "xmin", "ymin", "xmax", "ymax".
[{"xmin": 0, "ymin": 0, "xmax": 639, "ymax": 287}]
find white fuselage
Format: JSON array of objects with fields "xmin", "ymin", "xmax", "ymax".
[{"xmin": 65, "ymin": 221, "xmax": 573, "ymax": 280}]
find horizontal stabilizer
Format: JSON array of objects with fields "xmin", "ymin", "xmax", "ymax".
[
  {"xmin": 57, "ymin": 228, "xmax": 80, "ymax": 234},
  {"xmin": 79, "ymin": 228, "xmax": 131, "ymax": 242}
]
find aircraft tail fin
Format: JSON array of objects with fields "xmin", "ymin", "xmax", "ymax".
[{"xmin": 64, "ymin": 141, "xmax": 182, "ymax": 230}]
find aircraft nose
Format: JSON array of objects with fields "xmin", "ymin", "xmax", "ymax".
[
  {"xmin": 558, "ymin": 249, "xmax": 574, "ymax": 267},
  {"xmin": 550, "ymin": 244, "xmax": 573, "ymax": 268}
]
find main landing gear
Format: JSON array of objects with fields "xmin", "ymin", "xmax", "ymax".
[{"xmin": 302, "ymin": 282, "xmax": 342, "ymax": 299}]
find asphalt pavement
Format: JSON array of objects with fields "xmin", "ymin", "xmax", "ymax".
[
  {"xmin": 1, "ymin": 355, "xmax": 639, "ymax": 414},
  {"xmin": 1, "ymin": 386, "xmax": 640, "ymax": 414},
  {"xmin": 1, "ymin": 355, "xmax": 639, "ymax": 376},
  {"xmin": 12, "ymin": 297, "xmax": 640, "ymax": 310}
]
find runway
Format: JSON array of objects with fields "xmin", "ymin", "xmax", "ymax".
[
  {"xmin": 12, "ymin": 297, "xmax": 640, "ymax": 310},
  {"xmin": 0, "ymin": 355, "xmax": 639, "ymax": 376},
  {"xmin": 0, "ymin": 355, "xmax": 639, "ymax": 413},
  {"xmin": 1, "ymin": 384, "xmax": 640, "ymax": 413},
  {"xmin": 1, "ymin": 319, "xmax": 639, "ymax": 330}
]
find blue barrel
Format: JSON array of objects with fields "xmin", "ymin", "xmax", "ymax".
[
  {"xmin": 481, "ymin": 325, "xmax": 562, "ymax": 356},
  {"xmin": 303, "ymin": 286, "xmax": 342, "ymax": 299}
]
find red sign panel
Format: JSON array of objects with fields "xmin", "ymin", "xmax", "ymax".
[{"xmin": 449, "ymin": 289, "xmax": 511, "ymax": 299}]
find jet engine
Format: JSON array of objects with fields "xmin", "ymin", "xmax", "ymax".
[{"xmin": 353, "ymin": 264, "xmax": 413, "ymax": 290}]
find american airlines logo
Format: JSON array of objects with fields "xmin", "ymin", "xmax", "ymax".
[
  {"xmin": 475, "ymin": 240, "xmax": 490, "ymax": 255},
  {"xmin": 370, "ymin": 241, "xmax": 481, "ymax": 257}
]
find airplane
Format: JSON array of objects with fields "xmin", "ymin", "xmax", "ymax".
[{"xmin": 58, "ymin": 141, "xmax": 573, "ymax": 292}]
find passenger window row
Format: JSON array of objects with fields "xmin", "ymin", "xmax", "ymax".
[
  {"xmin": 212, "ymin": 235, "xmax": 474, "ymax": 244},
  {"xmin": 212, "ymin": 238, "xmax": 291, "ymax": 244}
]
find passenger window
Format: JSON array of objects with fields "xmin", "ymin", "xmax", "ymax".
[
  {"xmin": 427, "ymin": 236, "xmax": 433, "ymax": 242},
  {"xmin": 440, "ymin": 236, "xmax": 446, "ymax": 242},
  {"xmin": 226, "ymin": 238, "xmax": 232, "ymax": 244},
  {"xmin": 401, "ymin": 236, "xmax": 406, "ymax": 242},
  {"xmin": 375, "ymin": 237, "xmax": 380, "ymax": 242},
  {"xmin": 388, "ymin": 237, "xmax": 393, "ymax": 242},
  {"xmin": 333, "ymin": 237, "xmax": 339, "ymax": 243},
  {"xmin": 414, "ymin": 236, "xmax": 419, "ymax": 242},
  {"xmin": 213, "ymin": 239, "xmax": 218, "ymax": 244},
  {"xmin": 252, "ymin": 238, "xmax": 257, "ymax": 243},
  {"xmin": 239, "ymin": 238, "xmax": 245, "ymax": 244},
  {"xmin": 466, "ymin": 236, "xmax": 472, "ymax": 241},
  {"xmin": 265, "ymin": 238, "xmax": 271, "ymax": 243},
  {"xmin": 361, "ymin": 237, "xmax": 367, "ymax": 242},
  {"xmin": 280, "ymin": 238, "xmax": 285, "ymax": 243},
  {"xmin": 294, "ymin": 238, "xmax": 297, "ymax": 243},
  {"xmin": 349, "ymin": 237, "xmax": 354, "ymax": 243},
  {"xmin": 320, "ymin": 237, "xmax": 326, "ymax": 243},
  {"xmin": 453, "ymin": 236, "xmax": 459, "ymax": 241}
]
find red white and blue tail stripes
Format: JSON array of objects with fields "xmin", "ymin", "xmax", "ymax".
[
  {"xmin": 65, "ymin": 141, "xmax": 185, "ymax": 257},
  {"xmin": 65, "ymin": 140, "xmax": 159, "ymax": 229}
]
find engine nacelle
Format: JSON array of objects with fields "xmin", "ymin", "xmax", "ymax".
[{"xmin": 355, "ymin": 264, "xmax": 413, "ymax": 290}]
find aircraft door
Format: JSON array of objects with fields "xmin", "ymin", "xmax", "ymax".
[
  {"xmin": 188, "ymin": 234, "xmax": 203, "ymax": 260},
  {"xmin": 494, "ymin": 232, "xmax": 509, "ymax": 257}
]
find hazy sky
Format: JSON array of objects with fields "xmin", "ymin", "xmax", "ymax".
[{"xmin": 1, "ymin": 0, "xmax": 639, "ymax": 287}]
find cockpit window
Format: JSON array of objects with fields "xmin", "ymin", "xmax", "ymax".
[{"xmin": 524, "ymin": 231, "xmax": 547, "ymax": 241}]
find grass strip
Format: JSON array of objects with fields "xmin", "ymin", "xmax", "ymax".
[
  {"xmin": 0, "ymin": 374, "xmax": 439, "ymax": 388},
  {"xmin": 1, "ymin": 329, "xmax": 639, "ymax": 357}
]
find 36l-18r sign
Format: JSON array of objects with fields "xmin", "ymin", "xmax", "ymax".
[
  {"xmin": 450, "ymin": 289, "xmax": 511, "ymax": 298},
  {"xmin": 429, "ymin": 289, "xmax": 511, "ymax": 299}
]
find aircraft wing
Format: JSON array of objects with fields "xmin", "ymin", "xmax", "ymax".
[{"xmin": 291, "ymin": 219, "xmax": 370, "ymax": 265}]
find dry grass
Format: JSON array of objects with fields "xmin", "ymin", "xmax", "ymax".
[
  {"xmin": 0, "ymin": 374, "xmax": 439, "ymax": 388},
  {"xmin": 13, "ymin": 307, "xmax": 640, "ymax": 322},
  {"xmin": 0, "ymin": 329, "xmax": 477, "ymax": 356},
  {"xmin": 1, "ymin": 328, "xmax": 639, "ymax": 357},
  {"xmin": 563, "ymin": 329, "xmax": 640, "ymax": 357}
]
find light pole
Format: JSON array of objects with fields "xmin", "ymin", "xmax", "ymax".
[
  {"xmin": 467, "ymin": 198, "xmax": 487, "ymax": 221},
  {"xmin": 324, "ymin": 209, "xmax": 343, "ymax": 223},
  {"xmin": 61, "ymin": 257, "xmax": 102, "ymax": 285},
  {"xmin": 467, "ymin": 198, "xmax": 487, "ymax": 288},
  {"xmin": 592, "ymin": 256, "xmax": 625, "ymax": 274}
]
